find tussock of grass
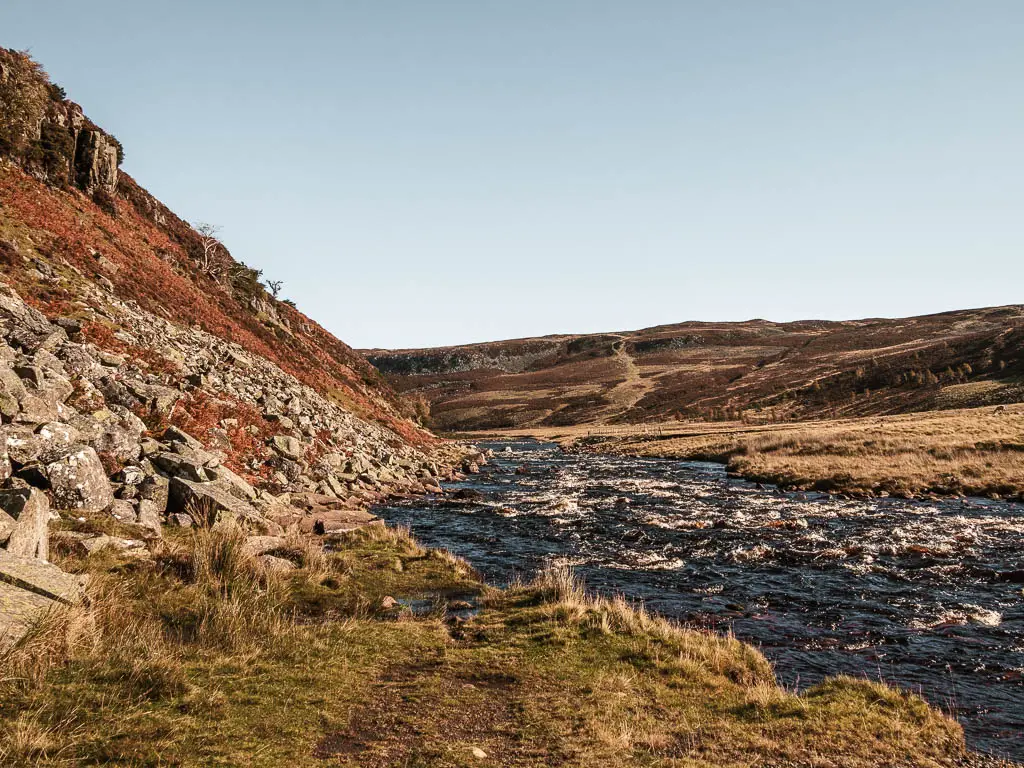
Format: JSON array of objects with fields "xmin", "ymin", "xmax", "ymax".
[{"xmin": 525, "ymin": 565, "xmax": 775, "ymax": 686}]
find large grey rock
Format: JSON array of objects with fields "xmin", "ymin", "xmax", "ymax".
[
  {"xmin": 76, "ymin": 534, "xmax": 147, "ymax": 557},
  {"xmin": 258, "ymin": 554, "xmax": 296, "ymax": 573},
  {"xmin": 0, "ymin": 550, "xmax": 86, "ymax": 603},
  {"xmin": 208, "ymin": 463, "xmax": 256, "ymax": 500},
  {"xmin": 0, "ymin": 388, "xmax": 18, "ymax": 420},
  {"xmin": 14, "ymin": 393, "xmax": 61, "ymax": 424},
  {"xmin": 32, "ymin": 422, "xmax": 82, "ymax": 464},
  {"xmin": 46, "ymin": 446, "xmax": 115, "ymax": 513},
  {"xmin": 324, "ymin": 473, "xmax": 348, "ymax": 498},
  {"xmin": 136, "ymin": 499, "xmax": 163, "ymax": 537},
  {"xmin": 106, "ymin": 498, "xmax": 137, "ymax": 522},
  {"xmin": 2, "ymin": 424, "xmax": 41, "ymax": 464},
  {"xmin": 0, "ymin": 366, "xmax": 28, "ymax": 404},
  {"xmin": 13, "ymin": 365, "xmax": 44, "ymax": 388},
  {"xmin": 138, "ymin": 473, "xmax": 170, "ymax": 510},
  {"xmin": 0, "ymin": 487, "xmax": 50, "ymax": 559},
  {"xmin": 0, "ymin": 580, "xmax": 56, "ymax": 646},
  {"xmin": 88, "ymin": 410, "xmax": 144, "ymax": 463},
  {"xmin": 162, "ymin": 425, "xmax": 204, "ymax": 450},
  {"xmin": 38, "ymin": 372, "xmax": 74, "ymax": 405},
  {"xmin": 124, "ymin": 381, "xmax": 181, "ymax": 415},
  {"xmin": 151, "ymin": 451, "xmax": 211, "ymax": 482},
  {"xmin": 270, "ymin": 434, "xmax": 303, "ymax": 461},
  {"xmin": 167, "ymin": 476, "xmax": 260, "ymax": 526}
]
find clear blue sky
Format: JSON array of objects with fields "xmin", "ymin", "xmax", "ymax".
[{"xmin": 2, "ymin": 2, "xmax": 1022, "ymax": 348}]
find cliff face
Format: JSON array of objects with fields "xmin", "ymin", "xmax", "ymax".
[{"xmin": 370, "ymin": 310, "xmax": 1024, "ymax": 431}]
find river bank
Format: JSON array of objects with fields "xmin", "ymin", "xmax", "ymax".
[
  {"xmin": 459, "ymin": 404, "xmax": 1024, "ymax": 501},
  {"xmin": 2, "ymin": 505, "xmax": 1008, "ymax": 766},
  {"xmin": 375, "ymin": 441, "xmax": 1024, "ymax": 761}
]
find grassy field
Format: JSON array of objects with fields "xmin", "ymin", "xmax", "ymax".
[
  {"xmin": 0, "ymin": 518, "xmax": 987, "ymax": 767},
  {"xmin": 467, "ymin": 404, "xmax": 1024, "ymax": 499}
]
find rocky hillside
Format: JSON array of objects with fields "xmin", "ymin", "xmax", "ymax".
[
  {"xmin": 368, "ymin": 308, "xmax": 1024, "ymax": 431},
  {"xmin": 0, "ymin": 48, "xmax": 481, "ymax": 638},
  {"xmin": 0, "ymin": 48, "xmax": 425, "ymax": 444}
]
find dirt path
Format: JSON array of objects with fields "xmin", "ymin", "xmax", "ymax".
[{"xmin": 595, "ymin": 338, "xmax": 656, "ymax": 424}]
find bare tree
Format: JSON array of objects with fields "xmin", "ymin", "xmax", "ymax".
[
  {"xmin": 192, "ymin": 222, "xmax": 223, "ymax": 276},
  {"xmin": 265, "ymin": 279, "xmax": 283, "ymax": 298}
]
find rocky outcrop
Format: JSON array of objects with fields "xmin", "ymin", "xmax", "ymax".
[
  {"xmin": 0, "ymin": 49, "xmax": 121, "ymax": 198},
  {"xmin": 74, "ymin": 128, "xmax": 119, "ymax": 196}
]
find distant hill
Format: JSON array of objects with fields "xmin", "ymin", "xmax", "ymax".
[{"xmin": 366, "ymin": 308, "xmax": 1024, "ymax": 431}]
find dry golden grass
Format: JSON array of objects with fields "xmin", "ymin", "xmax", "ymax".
[
  {"xmin": 523, "ymin": 565, "xmax": 776, "ymax": 687},
  {"xmin": 486, "ymin": 404, "xmax": 1024, "ymax": 499}
]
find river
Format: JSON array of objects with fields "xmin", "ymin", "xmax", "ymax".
[{"xmin": 373, "ymin": 440, "xmax": 1024, "ymax": 759}]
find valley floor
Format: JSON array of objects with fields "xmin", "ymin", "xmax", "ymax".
[
  {"xmin": 460, "ymin": 404, "xmax": 1024, "ymax": 500},
  {"xmin": 1, "ymin": 518, "xmax": 1006, "ymax": 767}
]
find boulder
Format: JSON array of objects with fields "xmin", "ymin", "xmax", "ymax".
[
  {"xmin": 77, "ymin": 534, "xmax": 148, "ymax": 557},
  {"xmin": 115, "ymin": 465, "xmax": 146, "ymax": 485},
  {"xmin": 135, "ymin": 499, "xmax": 163, "ymax": 538},
  {"xmin": 270, "ymin": 434, "xmax": 303, "ymax": 461},
  {"xmin": 0, "ymin": 388, "xmax": 19, "ymax": 420},
  {"xmin": 301, "ymin": 508, "xmax": 380, "ymax": 536},
  {"xmin": 0, "ymin": 550, "xmax": 86, "ymax": 603},
  {"xmin": 124, "ymin": 381, "xmax": 181, "ymax": 415},
  {"xmin": 38, "ymin": 372, "xmax": 74, "ymax": 405},
  {"xmin": 0, "ymin": 487, "xmax": 50, "ymax": 560},
  {"xmin": 0, "ymin": 580, "xmax": 56, "ymax": 645},
  {"xmin": 2, "ymin": 424, "xmax": 42, "ymax": 464},
  {"xmin": 14, "ymin": 393, "xmax": 61, "ymax": 424},
  {"xmin": 151, "ymin": 451, "xmax": 211, "ymax": 482},
  {"xmin": 208, "ymin": 463, "xmax": 257, "ymax": 500},
  {"xmin": 106, "ymin": 498, "xmax": 137, "ymax": 522},
  {"xmin": 46, "ymin": 446, "xmax": 115, "ymax": 513},
  {"xmin": 0, "ymin": 366, "xmax": 28, "ymax": 403},
  {"xmin": 167, "ymin": 476, "xmax": 260, "ymax": 526},
  {"xmin": 138, "ymin": 473, "xmax": 170, "ymax": 509},
  {"xmin": 89, "ymin": 416, "xmax": 144, "ymax": 463},
  {"xmin": 162, "ymin": 425, "xmax": 204, "ymax": 450},
  {"xmin": 13, "ymin": 365, "xmax": 44, "ymax": 388},
  {"xmin": 33, "ymin": 421, "xmax": 81, "ymax": 464}
]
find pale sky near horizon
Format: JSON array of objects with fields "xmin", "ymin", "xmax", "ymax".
[{"xmin": 1, "ymin": 2, "xmax": 1022, "ymax": 349}]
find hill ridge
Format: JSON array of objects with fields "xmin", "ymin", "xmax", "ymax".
[{"xmin": 368, "ymin": 305, "xmax": 1024, "ymax": 430}]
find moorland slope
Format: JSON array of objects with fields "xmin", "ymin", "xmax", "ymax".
[{"xmin": 369, "ymin": 309, "xmax": 1024, "ymax": 432}]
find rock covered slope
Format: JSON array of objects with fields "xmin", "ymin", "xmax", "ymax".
[
  {"xmin": 0, "ymin": 47, "xmax": 424, "ymax": 444},
  {"xmin": 0, "ymin": 48, "xmax": 479, "ymax": 639},
  {"xmin": 368, "ymin": 308, "xmax": 1024, "ymax": 431}
]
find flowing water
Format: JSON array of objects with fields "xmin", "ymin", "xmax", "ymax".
[{"xmin": 373, "ymin": 440, "xmax": 1024, "ymax": 758}]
